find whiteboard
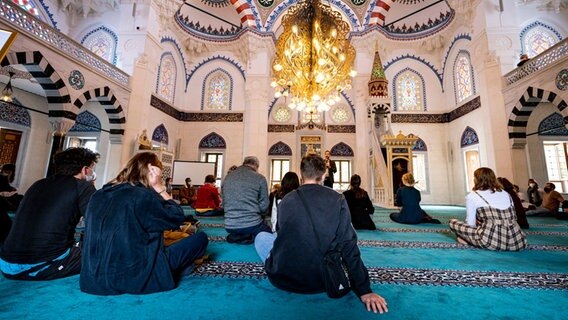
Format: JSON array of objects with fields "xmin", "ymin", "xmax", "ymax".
[{"xmin": 172, "ymin": 161, "xmax": 216, "ymax": 186}]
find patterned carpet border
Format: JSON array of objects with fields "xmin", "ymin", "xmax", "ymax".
[
  {"xmin": 206, "ymin": 236, "xmax": 568, "ymax": 251},
  {"xmin": 192, "ymin": 262, "xmax": 568, "ymax": 290}
]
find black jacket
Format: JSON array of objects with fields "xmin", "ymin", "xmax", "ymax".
[{"xmin": 265, "ymin": 184, "xmax": 372, "ymax": 297}]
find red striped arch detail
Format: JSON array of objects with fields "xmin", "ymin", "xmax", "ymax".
[
  {"xmin": 369, "ymin": 0, "xmax": 395, "ymax": 26},
  {"xmin": 230, "ymin": 0, "xmax": 257, "ymax": 28}
]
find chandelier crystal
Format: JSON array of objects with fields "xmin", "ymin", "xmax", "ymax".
[{"xmin": 271, "ymin": 0, "xmax": 356, "ymax": 114}]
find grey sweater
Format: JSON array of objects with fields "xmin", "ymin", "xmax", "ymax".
[{"xmin": 222, "ymin": 165, "xmax": 269, "ymax": 230}]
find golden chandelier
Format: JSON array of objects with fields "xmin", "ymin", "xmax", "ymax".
[{"xmin": 271, "ymin": 0, "xmax": 356, "ymax": 113}]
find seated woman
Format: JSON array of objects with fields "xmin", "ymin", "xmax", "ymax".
[
  {"xmin": 193, "ymin": 175, "xmax": 224, "ymax": 216},
  {"xmin": 80, "ymin": 152, "xmax": 208, "ymax": 295},
  {"xmin": 390, "ymin": 173, "xmax": 440, "ymax": 225},
  {"xmin": 498, "ymin": 177, "xmax": 529, "ymax": 229},
  {"xmin": 343, "ymin": 174, "xmax": 376, "ymax": 230},
  {"xmin": 270, "ymin": 172, "xmax": 300, "ymax": 232},
  {"xmin": 449, "ymin": 167, "xmax": 527, "ymax": 251}
]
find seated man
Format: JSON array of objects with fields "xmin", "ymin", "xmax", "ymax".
[
  {"xmin": 254, "ymin": 154, "xmax": 388, "ymax": 314},
  {"xmin": 179, "ymin": 177, "xmax": 197, "ymax": 206},
  {"xmin": 222, "ymin": 156, "xmax": 270, "ymax": 244},
  {"xmin": 526, "ymin": 182, "xmax": 564, "ymax": 217},
  {"xmin": 0, "ymin": 147, "xmax": 99, "ymax": 280},
  {"xmin": 193, "ymin": 174, "xmax": 223, "ymax": 216}
]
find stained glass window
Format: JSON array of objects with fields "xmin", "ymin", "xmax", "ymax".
[
  {"xmin": 205, "ymin": 71, "xmax": 230, "ymax": 110},
  {"xmin": 11, "ymin": 0, "xmax": 40, "ymax": 19},
  {"xmin": 454, "ymin": 52, "xmax": 474, "ymax": 103},
  {"xmin": 81, "ymin": 27, "xmax": 117, "ymax": 64},
  {"xmin": 157, "ymin": 54, "xmax": 176, "ymax": 103},
  {"xmin": 331, "ymin": 105, "xmax": 350, "ymax": 123},
  {"xmin": 396, "ymin": 70, "xmax": 423, "ymax": 111},
  {"xmin": 524, "ymin": 27, "xmax": 557, "ymax": 58},
  {"xmin": 273, "ymin": 105, "xmax": 291, "ymax": 123}
]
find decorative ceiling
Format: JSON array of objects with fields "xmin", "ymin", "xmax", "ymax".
[{"xmin": 176, "ymin": 0, "xmax": 455, "ymax": 40}]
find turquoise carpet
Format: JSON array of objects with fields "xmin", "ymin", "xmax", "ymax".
[{"xmin": 1, "ymin": 205, "xmax": 567, "ymax": 319}]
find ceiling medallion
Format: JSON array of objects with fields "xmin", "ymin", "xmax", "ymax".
[
  {"xmin": 351, "ymin": 0, "xmax": 367, "ymax": 6},
  {"xmin": 258, "ymin": 0, "xmax": 275, "ymax": 8},
  {"xmin": 68, "ymin": 70, "xmax": 85, "ymax": 90},
  {"xmin": 556, "ymin": 69, "xmax": 568, "ymax": 91}
]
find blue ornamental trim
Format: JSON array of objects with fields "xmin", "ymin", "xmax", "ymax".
[
  {"xmin": 199, "ymin": 132, "xmax": 226, "ymax": 149},
  {"xmin": 461, "ymin": 126, "xmax": 479, "ymax": 147},
  {"xmin": 268, "ymin": 141, "xmax": 292, "ymax": 156},
  {"xmin": 538, "ymin": 113, "xmax": 568, "ymax": 136},
  {"xmin": 381, "ymin": 10, "xmax": 454, "ymax": 39},
  {"xmin": 412, "ymin": 137, "xmax": 427, "ymax": 151},
  {"xmin": 187, "ymin": 55, "xmax": 245, "ymax": 92},
  {"xmin": 520, "ymin": 21, "xmax": 563, "ymax": 54},
  {"xmin": 36, "ymin": 0, "xmax": 58, "ymax": 29},
  {"xmin": 384, "ymin": 54, "xmax": 443, "ymax": 89},
  {"xmin": 69, "ymin": 111, "xmax": 101, "ymax": 132},
  {"xmin": 155, "ymin": 52, "xmax": 177, "ymax": 103},
  {"xmin": 201, "ymin": 0, "xmax": 230, "ymax": 7},
  {"xmin": 175, "ymin": 10, "xmax": 242, "ymax": 37},
  {"xmin": 0, "ymin": 100, "xmax": 31, "ymax": 127},
  {"xmin": 264, "ymin": 0, "xmax": 359, "ymax": 31},
  {"xmin": 392, "ymin": 67, "xmax": 427, "ymax": 111},
  {"xmin": 80, "ymin": 25, "xmax": 119, "ymax": 65},
  {"xmin": 330, "ymin": 142, "xmax": 354, "ymax": 157},
  {"xmin": 200, "ymin": 68, "xmax": 234, "ymax": 110},
  {"xmin": 152, "ymin": 124, "xmax": 169, "ymax": 144},
  {"xmin": 161, "ymin": 37, "xmax": 188, "ymax": 81},
  {"xmin": 441, "ymin": 33, "xmax": 471, "ymax": 91}
]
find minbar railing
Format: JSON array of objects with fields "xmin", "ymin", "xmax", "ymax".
[
  {"xmin": 370, "ymin": 123, "xmax": 392, "ymax": 207},
  {"xmin": 504, "ymin": 38, "xmax": 567, "ymax": 87},
  {"xmin": 0, "ymin": 0, "xmax": 129, "ymax": 88}
]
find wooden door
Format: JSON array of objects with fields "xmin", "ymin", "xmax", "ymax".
[{"xmin": 0, "ymin": 128, "xmax": 22, "ymax": 165}]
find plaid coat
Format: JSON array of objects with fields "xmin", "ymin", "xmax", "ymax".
[{"xmin": 449, "ymin": 192, "xmax": 527, "ymax": 251}]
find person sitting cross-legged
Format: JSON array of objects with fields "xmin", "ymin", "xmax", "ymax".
[
  {"xmin": 254, "ymin": 154, "xmax": 388, "ymax": 314},
  {"xmin": 0, "ymin": 147, "xmax": 99, "ymax": 280},
  {"xmin": 343, "ymin": 174, "xmax": 376, "ymax": 230},
  {"xmin": 193, "ymin": 174, "xmax": 224, "ymax": 217},
  {"xmin": 525, "ymin": 182, "xmax": 564, "ymax": 218}
]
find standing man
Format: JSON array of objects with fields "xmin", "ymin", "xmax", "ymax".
[
  {"xmin": 254, "ymin": 154, "xmax": 388, "ymax": 314},
  {"xmin": 323, "ymin": 150, "xmax": 337, "ymax": 188},
  {"xmin": 0, "ymin": 147, "xmax": 99, "ymax": 280},
  {"xmin": 222, "ymin": 156, "xmax": 270, "ymax": 244}
]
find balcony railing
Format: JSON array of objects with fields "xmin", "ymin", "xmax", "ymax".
[
  {"xmin": 504, "ymin": 38, "xmax": 567, "ymax": 87},
  {"xmin": 0, "ymin": 0, "xmax": 129, "ymax": 88}
]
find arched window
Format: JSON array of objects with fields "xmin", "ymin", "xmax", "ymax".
[
  {"xmin": 268, "ymin": 142, "xmax": 292, "ymax": 188},
  {"xmin": 411, "ymin": 137, "xmax": 428, "ymax": 192},
  {"xmin": 152, "ymin": 124, "xmax": 169, "ymax": 146},
  {"xmin": 81, "ymin": 26, "xmax": 118, "ymax": 64},
  {"xmin": 199, "ymin": 132, "xmax": 226, "ymax": 187},
  {"xmin": 11, "ymin": 0, "xmax": 41, "ymax": 19},
  {"xmin": 394, "ymin": 69, "xmax": 425, "ymax": 111},
  {"xmin": 330, "ymin": 142, "xmax": 353, "ymax": 191},
  {"xmin": 0, "ymin": 100, "xmax": 31, "ymax": 127},
  {"xmin": 461, "ymin": 126, "xmax": 480, "ymax": 192},
  {"xmin": 454, "ymin": 51, "xmax": 475, "ymax": 103},
  {"xmin": 69, "ymin": 111, "xmax": 101, "ymax": 132},
  {"xmin": 156, "ymin": 53, "xmax": 177, "ymax": 103},
  {"xmin": 202, "ymin": 69, "xmax": 232, "ymax": 110},
  {"xmin": 521, "ymin": 22, "xmax": 561, "ymax": 58}
]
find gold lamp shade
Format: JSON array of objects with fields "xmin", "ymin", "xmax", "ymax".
[{"xmin": 271, "ymin": 0, "xmax": 356, "ymax": 113}]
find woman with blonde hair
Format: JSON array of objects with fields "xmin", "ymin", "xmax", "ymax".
[
  {"xmin": 389, "ymin": 173, "xmax": 440, "ymax": 224},
  {"xmin": 80, "ymin": 152, "xmax": 209, "ymax": 295},
  {"xmin": 449, "ymin": 167, "xmax": 526, "ymax": 251}
]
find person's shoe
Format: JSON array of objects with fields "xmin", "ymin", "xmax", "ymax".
[
  {"xmin": 226, "ymin": 233, "xmax": 254, "ymax": 244},
  {"xmin": 184, "ymin": 215, "xmax": 200, "ymax": 226},
  {"xmin": 194, "ymin": 254, "xmax": 210, "ymax": 266}
]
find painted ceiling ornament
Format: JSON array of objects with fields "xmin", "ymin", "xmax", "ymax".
[
  {"xmin": 68, "ymin": 70, "xmax": 85, "ymax": 90},
  {"xmin": 258, "ymin": 0, "xmax": 275, "ymax": 8},
  {"xmin": 556, "ymin": 69, "xmax": 568, "ymax": 91},
  {"xmin": 201, "ymin": 0, "xmax": 230, "ymax": 8},
  {"xmin": 58, "ymin": 0, "xmax": 119, "ymax": 18},
  {"xmin": 515, "ymin": 0, "xmax": 568, "ymax": 12},
  {"xmin": 350, "ymin": 0, "xmax": 367, "ymax": 6},
  {"xmin": 397, "ymin": 0, "xmax": 426, "ymax": 4}
]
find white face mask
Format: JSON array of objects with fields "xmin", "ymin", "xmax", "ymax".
[
  {"xmin": 529, "ymin": 183, "xmax": 535, "ymax": 188},
  {"xmin": 85, "ymin": 169, "xmax": 96, "ymax": 182}
]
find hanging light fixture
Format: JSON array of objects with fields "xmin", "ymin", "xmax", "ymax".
[
  {"xmin": 1, "ymin": 71, "xmax": 14, "ymax": 103},
  {"xmin": 271, "ymin": 0, "xmax": 356, "ymax": 114}
]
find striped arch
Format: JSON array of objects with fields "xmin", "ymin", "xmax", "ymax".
[
  {"xmin": 508, "ymin": 86, "xmax": 568, "ymax": 148},
  {"xmin": 1, "ymin": 51, "xmax": 73, "ymax": 117},
  {"xmin": 73, "ymin": 86, "xmax": 126, "ymax": 136},
  {"xmin": 229, "ymin": 0, "xmax": 256, "ymax": 28},
  {"xmin": 368, "ymin": 0, "xmax": 395, "ymax": 26}
]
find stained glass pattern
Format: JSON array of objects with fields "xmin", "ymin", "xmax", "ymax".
[
  {"xmin": 157, "ymin": 53, "xmax": 176, "ymax": 103},
  {"xmin": 81, "ymin": 27, "xmax": 117, "ymax": 64},
  {"xmin": 273, "ymin": 105, "xmax": 291, "ymax": 123},
  {"xmin": 538, "ymin": 113, "xmax": 568, "ymax": 136},
  {"xmin": 331, "ymin": 105, "xmax": 350, "ymax": 123},
  {"xmin": 199, "ymin": 132, "xmax": 226, "ymax": 149},
  {"xmin": 0, "ymin": 100, "xmax": 31, "ymax": 127},
  {"xmin": 396, "ymin": 71, "xmax": 422, "ymax": 111},
  {"xmin": 205, "ymin": 71, "xmax": 230, "ymax": 110},
  {"xmin": 524, "ymin": 28, "xmax": 557, "ymax": 58},
  {"xmin": 461, "ymin": 126, "xmax": 479, "ymax": 147},
  {"xmin": 412, "ymin": 138, "xmax": 427, "ymax": 151},
  {"xmin": 11, "ymin": 0, "xmax": 40, "ymax": 19},
  {"xmin": 455, "ymin": 52, "xmax": 474, "ymax": 103},
  {"xmin": 268, "ymin": 142, "xmax": 292, "ymax": 155},
  {"xmin": 330, "ymin": 142, "xmax": 354, "ymax": 157}
]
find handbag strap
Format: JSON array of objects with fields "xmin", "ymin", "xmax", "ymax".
[{"xmin": 296, "ymin": 189, "xmax": 342, "ymax": 255}]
